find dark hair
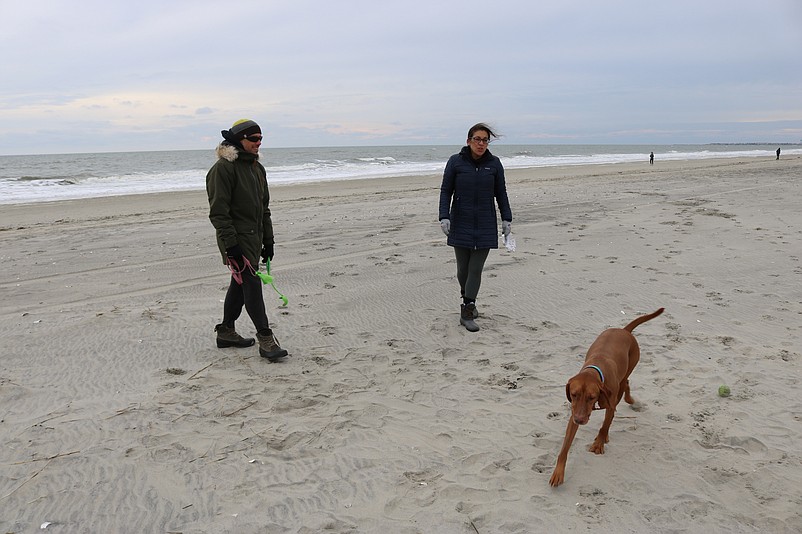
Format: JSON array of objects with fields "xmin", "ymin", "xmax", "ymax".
[{"xmin": 467, "ymin": 122, "xmax": 499, "ymax": 140}]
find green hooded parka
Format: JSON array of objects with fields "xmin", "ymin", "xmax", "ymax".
[{"xmin": 206, "ymin": 143, "xmax": 275, "ymax": 266}]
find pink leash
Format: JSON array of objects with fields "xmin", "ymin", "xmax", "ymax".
[{"xmin": 227, "ymin": 257, "xmax": 256, "ymax": 285}]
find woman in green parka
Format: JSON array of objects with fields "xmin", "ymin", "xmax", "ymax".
[{"xmin": 206, "ymin": 119, "xmax": 288, "ymax": 361}]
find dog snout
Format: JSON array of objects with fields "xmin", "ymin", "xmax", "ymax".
[{"xmin": 573, "ymin": 414, "xmax": 589, "ymax": 425}]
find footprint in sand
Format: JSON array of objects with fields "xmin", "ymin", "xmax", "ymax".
[{"xmin": 319, "ymin": 325, "xmax": 336, "ymax": 336}]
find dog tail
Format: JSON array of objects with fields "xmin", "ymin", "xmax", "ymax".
[{"xmin": 623, "ymin": 307, "xmax": 665, "ymax": 332}]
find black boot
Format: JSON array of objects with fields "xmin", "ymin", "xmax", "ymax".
[
  {"xmin": 257, "ymin": 330, "xmax": 289, "ymax": 362},
  {"xmin": 215, "ymin": 323, "xmax": 255, "ymax": 348},
  {"xmin": 460, "ymin": 303, "xmax": 480, "ymax": 332},
  {"xmin": 461, "ymin": 291, "xmax": 479, "ymax": 318}
]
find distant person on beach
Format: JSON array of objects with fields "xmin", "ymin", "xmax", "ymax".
[
  {"xmin": 776, "ymin": 147, "xmax": 781, "ymax": 160},
  {"xmin": 650, "ymin": 151, "xmax": 654, "ymax": 165},
  {"xmin": 439, "ymin": 122, "xmax": 513, "ymax": 332},
  {"xmin": 206, "ymin": 119, "xmax": 288, "ymax": 362}
]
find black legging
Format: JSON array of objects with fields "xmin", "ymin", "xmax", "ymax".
[
  {"xmin": 453, "ymin": 246, "xmax": 490, "ymax": 301},
  {"xmin": 222, "ymin": 269, "xmax": 269, "ymax": 333}
]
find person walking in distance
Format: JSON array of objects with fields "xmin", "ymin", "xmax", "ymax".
[
  {"xmin": 439, "ymin": 123, "xmax": 513, "ymax": 332},
  {"xmin": 650, "ymin": 151, "xmax": 654, "ymax": 165},
  {"xmin": 206, "ymin": 119, "xmax": 288, "ymax": 361}
]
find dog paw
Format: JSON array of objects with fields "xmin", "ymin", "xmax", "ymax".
[{"xmin": 588, "ymin": 442, "xmax": 606, "ymax": 455}]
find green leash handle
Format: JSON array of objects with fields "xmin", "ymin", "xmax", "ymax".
[{"xmin": 256, "ymin": 258, "xmax": 288, "ymax": 306}]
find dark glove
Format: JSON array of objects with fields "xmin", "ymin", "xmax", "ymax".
[
  {"xmin": 262, "ymin": 243, "xmax": 274, "ymax": 263},
  {"xmin": 225, "ymin": 244, "xmax": 244, "ymax": 264}
]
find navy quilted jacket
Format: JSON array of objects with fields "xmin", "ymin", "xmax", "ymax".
[{"xmin": 439, "ymin": 146, "xmax": 513, "ymax": 249}]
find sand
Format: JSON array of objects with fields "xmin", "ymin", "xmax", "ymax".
[{"xmin": 1, "ymin": 156, "xmax": 801, "ymax": 533}]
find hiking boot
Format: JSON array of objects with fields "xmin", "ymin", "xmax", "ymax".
[
  {"xmin": 257, "ymin": 330, "xmax": 289, "ymax": 362},
  {"xmin": 215, "ymin": 323, "xmax": 255, "ymax": 348},
  {"xmin": 460, "ymin": 291, "xmax": 479, "ymax": 318},
  {"xmin": 460, "ymin": 303, "xmax": 480, "ymax": 332}
]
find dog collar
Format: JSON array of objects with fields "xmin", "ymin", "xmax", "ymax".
[{"xmin": 585, "ymin": 365, "xmax": 605, "ymax": 383}]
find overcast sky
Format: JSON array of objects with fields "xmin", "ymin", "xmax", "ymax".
[{"xmin": 1, "ymin": 0, "xmax": 801, "ymax": 155}]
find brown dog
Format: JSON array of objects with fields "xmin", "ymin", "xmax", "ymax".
[{"xmin": 549, "ymin": 308, "xmax": 664, "ymax": 487}]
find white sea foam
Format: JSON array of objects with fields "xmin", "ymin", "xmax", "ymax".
[{"xmin": 1, "ymin": 144, "xmax": 798, "ymax": 204}]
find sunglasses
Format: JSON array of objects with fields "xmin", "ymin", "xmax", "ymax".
[{"xmin": 244, "ymin": 135, "xmax": 263, "ymax": 143}]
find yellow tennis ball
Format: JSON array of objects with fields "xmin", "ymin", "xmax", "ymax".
[{"xmin": 718, "ymin": 385, "xmax": 731, "ymax": 397}]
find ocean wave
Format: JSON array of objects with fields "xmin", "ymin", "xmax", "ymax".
[
  {"xmin": 17, "ymin": 177, "xmax": 82, "ymax": 186},
  {"xmin": 1, "ymin": 144, "xmax": 799, "ymax": 204}
]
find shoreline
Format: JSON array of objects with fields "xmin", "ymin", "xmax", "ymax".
[
  {"xmin": 1, "ymin": 155, "xmax": 796, "ymax": 229},
  {"xmin": 1, "ymin": 155, "xmax": 801, "ymax": 532}
]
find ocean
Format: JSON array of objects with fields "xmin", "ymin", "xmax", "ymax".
[{"xmin": 0, "ymin": 144, "xmax": 797, "ymax": 205}]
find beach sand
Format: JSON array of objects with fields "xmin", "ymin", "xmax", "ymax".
[{"xmin": 1, "ymin": 156, "xmax": 801, "ymax": 533}]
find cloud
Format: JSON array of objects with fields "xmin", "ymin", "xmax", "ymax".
[{"xmin": 1, "ymin": 0, "xmax": 801, "ymax": 154}]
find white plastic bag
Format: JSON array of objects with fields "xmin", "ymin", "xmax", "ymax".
[{"xmin": 503, "ymin": 234, "xmax": 516, "ymax": 252}]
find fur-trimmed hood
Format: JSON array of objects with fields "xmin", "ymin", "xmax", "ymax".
[{"xmin": 215, "ymin": 142, "xmax": 260, "ymax": 162}]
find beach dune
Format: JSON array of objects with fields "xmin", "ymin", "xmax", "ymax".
[{"xmin": 1, "ymin": 156, "xmax": 801, "ymax": 533}]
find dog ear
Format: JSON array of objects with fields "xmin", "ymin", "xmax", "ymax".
[
  {"xmin": 565, "ymin": 381, "xmax": 572, "ymax": 402},
  {"xmin": 598, "ymin": 384, "xmax": 613, "ymax": 408}
]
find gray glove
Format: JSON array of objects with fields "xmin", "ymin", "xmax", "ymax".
[
  {"xmin": 440, "ymin": 219, "xmax": 450, "ymax": 236},
  {"xmin": 502, "ymin": 220, "xmax": 511, "ymax": 237}
]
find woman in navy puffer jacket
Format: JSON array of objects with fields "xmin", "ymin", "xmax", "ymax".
[{"xmin": 438, "ymin": 123, "xmax": 513, "ymax": 332}]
